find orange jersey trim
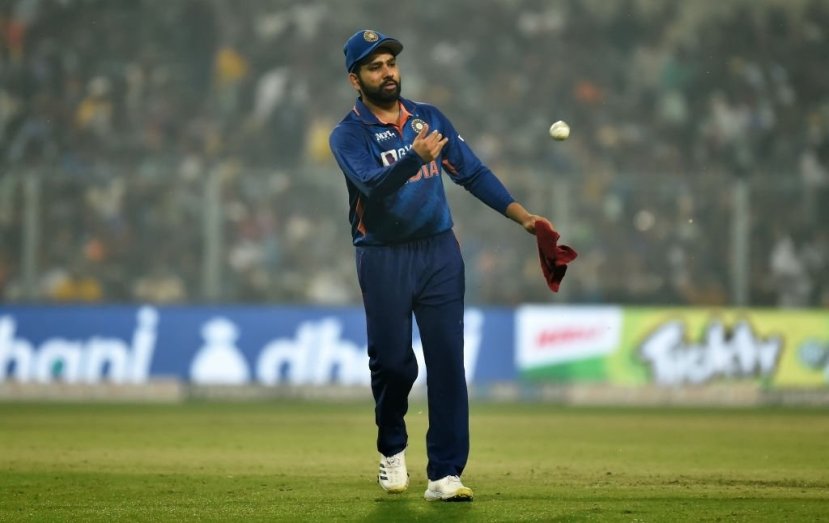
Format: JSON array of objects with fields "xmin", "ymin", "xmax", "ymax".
[
  {"xmin": 355, "ymin": 196, "xmax": 367, "ymax": 237},
  {"xmin": 392, "ymin": 102, "xmax": 412, "ymax": 136},
  {"xmin": 355, "ymin": 101, "xmax": 410, "ymax": 133},
  {"xmin": 442, "ymin": 159, "xmax": 459, "ymax": 176}
]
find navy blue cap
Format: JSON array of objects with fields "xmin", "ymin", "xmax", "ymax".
[{"xmin": 343, "ymin": 30, "xmax": 403, "ymax": 73}]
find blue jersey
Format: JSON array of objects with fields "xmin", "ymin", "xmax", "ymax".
[{"xmin": 329, "ymin": 97, "xmax": 515, "ymax": 246}]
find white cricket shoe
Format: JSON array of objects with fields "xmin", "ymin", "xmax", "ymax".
[
  {"xmin": 378, "ymin": 450, "xmax": 409, "ymax": 493},
  {"xmin": 424, "ymin": 475, "xmax": 474, "ymax": 502}
]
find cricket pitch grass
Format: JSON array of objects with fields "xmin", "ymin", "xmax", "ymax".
[{"xmin": 1, "ymin": 400, "xmax": 827, "ymax": 522}]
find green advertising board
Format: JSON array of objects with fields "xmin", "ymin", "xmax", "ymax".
[{"xmin": 517, "ymin": 307, "xmax": 829, "ymax": 388}]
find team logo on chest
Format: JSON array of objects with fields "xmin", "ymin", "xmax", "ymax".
[{"xmin": 411, "ymin": 119, "xmax": 427, "ymax": 134}]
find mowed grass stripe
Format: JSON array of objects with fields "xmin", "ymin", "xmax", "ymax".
[{"xmin": 1, "ymin": 401, "xmax": 828, "ymax": 522}]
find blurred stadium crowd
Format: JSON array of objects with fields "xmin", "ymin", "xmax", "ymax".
[{"xmin": 1, "ymin": 0, "xmax": 827, "ymax": 307}]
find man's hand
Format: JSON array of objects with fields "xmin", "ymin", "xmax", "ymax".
[
  {"xmin": 411, "ymin": 123, "xmax": 448, "ymax": 163},
  {"xmin": 522, "ymin": 215, "xmax": 554, "ymax": 235}
]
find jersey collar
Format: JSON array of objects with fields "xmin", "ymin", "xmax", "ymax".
[{"xmin": 351, "ymin": 97, "xmax": 417, "ymax": 127}]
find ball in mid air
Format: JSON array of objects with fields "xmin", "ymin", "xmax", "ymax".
[{"xmin": 549, "ymin": 120, "xmax": 570, "ymax": 141}]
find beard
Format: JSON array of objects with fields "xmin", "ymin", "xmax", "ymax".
[{"xmin": 358, "ymin": 76, "xmax": 402, "ymax": 106}]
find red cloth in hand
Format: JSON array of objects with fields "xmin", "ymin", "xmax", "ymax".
[{"xmin": 535, "ymin": 220, "xmax": 578, "ymax": 292}]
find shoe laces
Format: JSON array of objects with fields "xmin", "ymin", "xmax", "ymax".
[
  {"xmin": 383, "ymin": 455, "xmax": 402, "ymax": 468},
  {"xmin": 446, "ymin": 475, "xmax": 462, "ymax": 486}
]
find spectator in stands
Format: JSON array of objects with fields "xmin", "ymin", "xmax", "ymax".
[
  {"xmin": 1, "ymin": 0, "xmax": 826, "ymax": 307},
  {"xmin": 48, "ymin": 259, "xmax": 104, "ymax": 303}
]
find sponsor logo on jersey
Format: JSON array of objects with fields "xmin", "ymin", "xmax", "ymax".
[
  {"xmin": 381, "ymin": 149, "xmax": 398, "ymax": 166},
  {"xmin": 375, "ymin": 130, "xmax": 395, "ymax": 142},
  {"xmin": 380, "ymin": 145, "xmax": 440, "ymax": 182},
  {"xmin": 380, "ymin": 145, "xmax": 411, "ymax": 166}
]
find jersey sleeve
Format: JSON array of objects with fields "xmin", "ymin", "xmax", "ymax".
[
  {"xmin": 329, "ymin": 123, "xmax": 424, "ymax": 200},
  {"xmin": 435, "ymin": 110, "xmax": 516, "ymax": 215}
]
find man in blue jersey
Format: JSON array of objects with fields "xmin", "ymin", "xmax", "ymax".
[{"xmin": 329, "ymin": 30, "xmax": 553, "ymax": 502}]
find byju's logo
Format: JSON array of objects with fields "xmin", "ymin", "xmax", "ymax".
[{"xmin": 380, "ymin": 145, "xmax": 411, "ymax": 167}]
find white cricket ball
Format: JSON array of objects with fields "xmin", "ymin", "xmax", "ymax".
[{"xmin": 549, "ymin": 120, "xmax": 570, "ymax": 141}]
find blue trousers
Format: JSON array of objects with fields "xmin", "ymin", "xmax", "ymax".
[{"xmin": 356, "ymin": 230, "xmax": 469, "ymax": 481}]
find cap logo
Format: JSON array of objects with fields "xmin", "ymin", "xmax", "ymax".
[
  {"xmin": 411, "ymin": 119, "xmax": 427, "ymax": 134},
  {"xmin": 363, "ymin": 30, "xmax": 379, "ymax": 42}
]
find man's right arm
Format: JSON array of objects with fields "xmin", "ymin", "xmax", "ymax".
[{"xmin": 329, "ymin": 125, "xmax": 423, "ymax": 199}]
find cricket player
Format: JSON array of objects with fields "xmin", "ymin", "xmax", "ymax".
[{"xmin": 329, "ymin": 30, "xmax": 553, "ymax": 502}]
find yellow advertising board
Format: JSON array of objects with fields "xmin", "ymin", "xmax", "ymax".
[{"xmin": 517, "ymin": 307, "xmax": 829, "ymax": 388}]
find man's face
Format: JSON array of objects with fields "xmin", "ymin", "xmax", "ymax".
[{"xmin": 351, "ymin": 51, "xmax": 401, "ymax": 105}]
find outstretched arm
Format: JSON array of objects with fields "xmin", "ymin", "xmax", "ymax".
[{"xmin": 506, "ymin": 202, "xmax": 554, "ymax": 236}]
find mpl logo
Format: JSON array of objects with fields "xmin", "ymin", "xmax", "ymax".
[
  {"xmin": 375, "ymin": 130, "xmax": 395, "ymax": 142},
  {"xmin": 0, "ymin": 307, "xmax": 158, "ymax": 384}
]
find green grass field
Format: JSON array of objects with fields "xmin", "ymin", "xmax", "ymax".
[{"xmin": 1, "ymin": 401, "xmax": 828, "ymax": 522}]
